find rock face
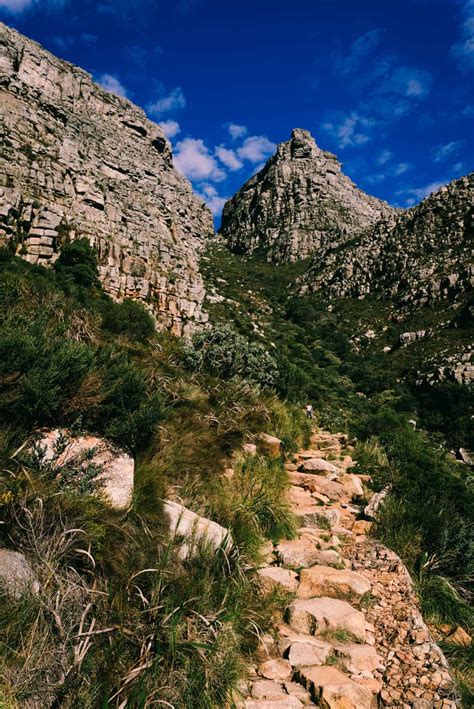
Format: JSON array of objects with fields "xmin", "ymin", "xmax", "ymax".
[
  {"xmin": 220, "ymin": 128, "xmax": 393, "ymax": 263},
  {"xmin": 300, "ymin": 173, "xmax": 473, "ymax": 310},
  {"xmin": 0, "ymin": 22, "xmax": 214, "ymax": 336}
]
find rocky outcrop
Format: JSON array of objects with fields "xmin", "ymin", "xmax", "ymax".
[
  {"xmin": 300, "ymin": 173, "xmax": 473, "ymax": 310},
  {"xmin": 220, "ymin": 128, "xmax": 393, "ymax": 263},
  {"xmin": 0, "ymin": 22, "xmax": 213, "ymax": 336}
]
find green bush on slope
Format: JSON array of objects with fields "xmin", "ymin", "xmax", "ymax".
[{"xmin": 0, "ymin": 245, "xmax": 308, "ymax": 707}]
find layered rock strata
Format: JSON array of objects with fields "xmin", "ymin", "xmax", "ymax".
[
  {"xmin": 0, "ymin": 22, "xmax": 213, "ymax": 336},
  {"xmin": 220, "ymin": 128, "xmax": 393, "ymax": 263}
]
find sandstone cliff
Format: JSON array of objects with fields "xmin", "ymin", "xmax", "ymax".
[
  {"xmin": 0, "ymin": 22, "xmax": 214, "ymax": 336},
  {"xmin": 220, "ymin": 128, "xmax": 393, "ymax": 262}
]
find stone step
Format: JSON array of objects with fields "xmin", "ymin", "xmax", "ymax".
[
  {"xmin": 286, "ymin": 597, "xmax": 367, "ymax": 642},
  {"xmin": 257, "ymin": 566, "xmax": 299, "ymax": 592},
  {"xmin": 294, "ymin": 665, "xmax": 376, "ymax": 708},
  {"xmin": 276, "ymin": 540, "xmax": 341, "ymax": 569},
  {"xmin": 297, "ymin": 565, "xmax": 371, "ymax": 600}
]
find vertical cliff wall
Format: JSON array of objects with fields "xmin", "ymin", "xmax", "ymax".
[{"xmin": 0, "ymin": 22, "xmax": 214, "ymax": 336}]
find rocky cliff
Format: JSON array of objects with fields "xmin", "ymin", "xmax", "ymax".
[
  {"xmin": 220, "ymin": 128, "xmax": 393, "ymax": 263},
  {"xmin": 300, "ymin": 173, "xmax": 474, "ymax": 309},
  {"xmin": 0, "ymin": 22, "xmax": 213, "ymax": 336}
]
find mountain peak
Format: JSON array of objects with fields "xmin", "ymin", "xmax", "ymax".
[{"xmin": 220, "ymin": 129, "xmax": 393, "ymax": 262}]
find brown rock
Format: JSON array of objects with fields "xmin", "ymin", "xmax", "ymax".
[
  {"xmin": 296, "ymin": 666, "xmax": 376, "ymax": 708},
  {"xmin": 297, "ymin": 566, "xmax": 371, "ymax": 600},
  {"xmin": 299, "ymin": 458, "xmax": 339, "ymax": 475},
  {"xmin": 352, "ymin": 520, "xmax": 373, "ymax": 535},
  {"xmin": 259, "ymin": 434, "xmax": 282, "ymax": 457},
  {"xmin": 258, "ymin": 658, "xmax": 292, "ymax": 681},
  {"xmin": 448, "ymin": 625, "xmax": 471, "ymax": 646},
  {"xmin": 257, "ymin": 566, "xmax": 299, "ymax": 593},
  {"xmin": 286, "ymin": 637, "xmax": 333, "ymax": 667},
  {"xmin": 287, "ymin": 597, "xmax": 367, "ymax": 641},
  {"xmin": 251, "ymin": 680, "xmax": 286, "ymax": 700}
]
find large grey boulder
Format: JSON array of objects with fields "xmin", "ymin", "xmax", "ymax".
[{"xmin": 0, "ymin": 549, "xmax": 39, "ymax": 598}]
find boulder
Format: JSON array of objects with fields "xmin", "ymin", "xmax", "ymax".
[
  {"xmin": 339, "ymin": 474, "xmax": 364, "ymax": 498},
  {"xmin": 251, "ymin": 680, "xmax": 286, "ymax": 700},
  {"xmin": 364, "ymin": 487, "xmax": 389, "ymax": 519},
  {"xmin": 448, "ymin": 625, "xmax": 472, "ymax": 647},
  {"xmin": 303, "ymin": 477, "xmax": 348, "ymax": 502},
  {"xmin": 257, "ymin": 658, "xmax": 292, "ymax": 681},
  {"xmin": 286, "ymin": 637, "xmax": 333, "ymax": 667},
  {"xmin": 163, "ymin": 500, "xmax": 232, "ymax": 560},
  {"xmin": 299, "ymin": 458, "xmax": 339, "ymax": 474},
  {"xmin": 295, "ymin": 665, "xmax": 376, "ymax": 708},
  {"xmin": 297, "ymin": 566, "xmax": 371, "ymax": 600},
  {"xmin": 257, "ymin": 567, "xmax": 299, "ymax": 593},
  {"xmin": 0, "ymin": 549, "xmax": 39, "ymax": 598},
  {"xmin": 276, "ymin": 540, "xmax": 340, "ymax": 569},
  {"xmin": 334, "ymin": 643, "xmax": 384, "ymax": 674},
  {"xmin": 243, "ymin": 443, "xmax": 258, "ymax": 457},
  {"xmin": 259, "ymin": 434, "xmax": 282, "ymax": 457},
  {"xmin": 285, "ymin": 486, "xmax": 314, "ymax": 507},
  {"xmin": 31, "ymin": 429, "xmax": 134, "ymax": 509},
  {"xmin": 287, "ymin": 598, "xmax": 367, "ymax": 641},
  {"xmin": 283, "ymin": 681, "xmax": 311, "ymax": 703}
]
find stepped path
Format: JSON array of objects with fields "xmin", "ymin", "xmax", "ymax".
[{"xmin": 238, "ymin": 430, "xmax": 459, "ymax": 709}]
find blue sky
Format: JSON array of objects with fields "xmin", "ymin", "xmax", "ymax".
[{"xmin": 1, "ymin": 0, "xmax": 473, "ymax": 219}]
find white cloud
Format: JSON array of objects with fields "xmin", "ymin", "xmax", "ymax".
[
  {"xmin": 0, "ymin": 0, "xmax": 66, "ymax": 12},
  {"xmin": 393, "ymin": 162, "xmax": 410, "ymax": 175},
  {"xmin": 227, "ymin": 123, "xmax": 248, "ymax": 140},
  {"xmin": 97, "ymin": 74, "xmax": 129, "ymax": 99},
  {"xmin": 196, "ymin": 184, "xmax": 228, "ymax": 216},
  {"xmin": 323, "ymin": 112, "xmax": 374, "ymax": 149},
  {"xmin": 402, "ymin": 181, "xmax": 446, "ymax": 201},
  {"xmin": 174, "ymin": 138, "xmax": 225, "ymax": 182},
  {"xmin": 160, "ymin": 120, "xmax": 181, "ymax": 139},
  {"xmin": 377, "ymin": 149, "xmax": 393, "ymax": 165},
  {"xmin": 237, "ymin": 135, "xmax": 276, "ymax": 163},
  {"xmin": 148, "ymin": 87, "xmax": 186, "ymax": 116},
  {"xmin": 334, "ymin": 29, "xmax": 381, "ymax": 76},
  {"xmin": 215, "ymin": 145, "xmax": 243, "ymax": 171},
  {"xmin": 452, "ymin": 0, "xmax": 474, "ymax": 70},
  {"xmin": 433, "ymin": 141, "xmax": 462, "ymax": 162},
  {"xmin": 385, "ymin": 66, "xmax": 432, "ymax": 99}
]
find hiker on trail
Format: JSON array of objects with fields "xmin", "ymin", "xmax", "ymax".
[{"xmin": 306, "ymin": 403, "xmax": 313, "ymax": 419}]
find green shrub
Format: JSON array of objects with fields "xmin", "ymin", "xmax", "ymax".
[
  {"xmin": 100, "ymin": 298, "xmax": 155, "ymax": 342},
  {"xmin": 54, "ymin": 238, "xmax": 99, "ymax": 288},
  {"xmin": 184, "ymin": 323, "xmax": 279, "ymax": 388}
]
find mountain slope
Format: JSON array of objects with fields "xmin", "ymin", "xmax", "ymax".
[
  {"xmin": 0, "ymin": 22, "xmax": 213, "ymax": 336},
  {"xmin": 300, "ymin": 173, "xmax": 474, "ymax": 309},
  {"xmin": 220, "ymin": 128, "xmax": 393, "ymax": 262}
]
